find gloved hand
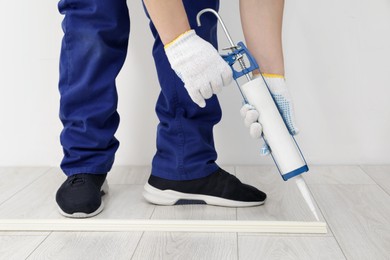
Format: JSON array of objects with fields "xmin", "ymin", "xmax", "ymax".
[
  {"xmin": 240, "ymin": 103, "xmax": 263, "ymax": 139},
  {"xmin": 164, "ymin": 30, "xmax": 233, "ymax": 108},
  {"xmin": 240, "ymin": 103, "xmax": 270, "ymax": 155},
  {"xmin": 260, "ymin": 75, "xmax": 300, "ymax": 136},
  {"xmin": 240, "ymin": 74, "xmax": 299, "ymax": 155}
]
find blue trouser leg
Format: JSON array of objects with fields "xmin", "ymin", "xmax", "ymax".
[
  {"xmin": 58, "ymin": 0, "xmax": 130, "ymax": 176},
  {"xmin": 144, "ymin": 0, "xmax": 222, "ymax": 180}
]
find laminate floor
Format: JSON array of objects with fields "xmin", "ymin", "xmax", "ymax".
[{"xmin": 0, "ymin": 165, "xmax": 389, "ymax": 260}]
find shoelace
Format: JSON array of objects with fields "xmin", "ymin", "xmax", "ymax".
[{"xmin": 69, "ymin": 175, "xmax": 85, "ymax": 185}]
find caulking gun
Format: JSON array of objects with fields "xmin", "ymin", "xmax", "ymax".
[{"xmin": 196, "ymin": 9, "xmax": 319, "ymax": 221}]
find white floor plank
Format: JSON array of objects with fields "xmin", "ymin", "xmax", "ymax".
[
  {"xmin": 107, "ymin": 165, "xmax": 151, "ymax": 185},
  {"xmin": 238, "ymin": 235, "xmax": 345, "ymax": 260},
  {"xmin": 7, "ymin": 165, "xmax": 386, "ymax": 259},
  {"xmin": 0, "ymin": 167, "xmax": 50, "ymax": 205},
  {"xmin": 27, "ymin": 232, "xmax": 143, "ymax": 260},
  {"xmin": 132, "ymin": 232, "xmax": 237, "ymax": 260},
  {"xmin": 0, "ymin": 235, "xmax": 48, "ymax": 259},
  {"xmin": 0, "ymin": 168, "xmax": 66, "ymax": 219},
  {"xmin": 360, "ymin": 165, "xmax": 390, "ymax": 194},
  {"xmin": 310, "ymin": 184, "xmax": 390, "ymax": 260},
  {"xmin": 94, "ymin": 185, "xmax": 155, "ymax": 219},
  {"xmin": 0, "ymin": 169, "xmax": 155, "ymax": 220},
  {"xmin": 303, "ymin": 165, "xmax": 375, "ymax": 185},
  {"xmin": 235, "ymin": 166, "xmax": 324, "ymax": 223}
]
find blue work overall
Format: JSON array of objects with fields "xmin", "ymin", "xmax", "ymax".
[{"xmin": 58, "ymin": 0, "xmax": 222, "ymax": 180}]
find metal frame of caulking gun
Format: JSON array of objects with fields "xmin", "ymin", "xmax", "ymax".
[{"xmin": 196, "ymin": 8, "xmax": 309, "ymax": 181}]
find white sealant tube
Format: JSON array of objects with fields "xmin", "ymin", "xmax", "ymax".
[
  {"xmin": 241, "ymin": 77, "xmax": 320, "ymax": 221},
  {"xmin": 240, "ymin": 77, "xmax": 306, "ymax": 178}
]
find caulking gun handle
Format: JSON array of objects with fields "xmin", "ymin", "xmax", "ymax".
[
  {"xmin": 221, "ymin": 53, "xmax": 241, "ymax": 80},
  {"xmin": 221, "ymin": 42, "xmax": 260, "ymax": 81}
]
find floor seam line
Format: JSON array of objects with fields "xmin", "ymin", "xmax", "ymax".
[
  {"xmin": 0, "ymin": 167, "xmax": 53, "ymax": 208},
  {"xmin": 24, "ymin": 231, "xmax": 53, "ymax": 259},
  {"xmin": 358, "ymin": 165, "xmax": 390, "ymax": 197},
  {"xmin": 129, "ymin": 231, "xmax": 145, "ymax": 260}
]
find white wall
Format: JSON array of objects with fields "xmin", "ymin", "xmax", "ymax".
[{"xmin": 0, "ymin": 0, "xmax": 389, "ymax": 167}]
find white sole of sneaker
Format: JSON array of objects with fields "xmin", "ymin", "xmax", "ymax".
[
  {"xmin": 143, "ymin": 183, "xmax": 265, "ymax": 207},
  {"xmin": 58, "ymin": 180, "xmax": 109, "ymax": 219}
]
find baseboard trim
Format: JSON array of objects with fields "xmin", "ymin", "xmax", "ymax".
[{"xmin": 0, "ymin": 219, "xmax": 327, "ymax": 234}]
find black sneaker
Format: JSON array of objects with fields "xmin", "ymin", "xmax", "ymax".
[
  {"xmin": 143, "ymin": 168, "xmax": 266, "ymax": 207},
  {"xmin": 56, "ymin": 173, "xmax": 108, "ymax": 218}
]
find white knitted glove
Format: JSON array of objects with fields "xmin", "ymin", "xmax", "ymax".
[
  {"xmin": 164, "ymin": 30, "xmax": 233, "ymax": 108},
  {"xmin": 240, "ymin": 103, "xmax": 263, "ymax": 139},
  {"xmin": 259, "ymin": 75, "xmax": 300, "ymax": 136}
]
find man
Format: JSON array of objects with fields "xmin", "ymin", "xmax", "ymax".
[{"xmin": 56, "ymin": 0, "xmax": 296, "ymax": 218}]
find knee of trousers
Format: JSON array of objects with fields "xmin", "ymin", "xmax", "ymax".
[
  {"xmin": 58, "ymin": 0, "xmax": 131, "ymax": 109},
  {"xmin": 58, "ymin": 0, "xmax": 130, "ymax": 48}
]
